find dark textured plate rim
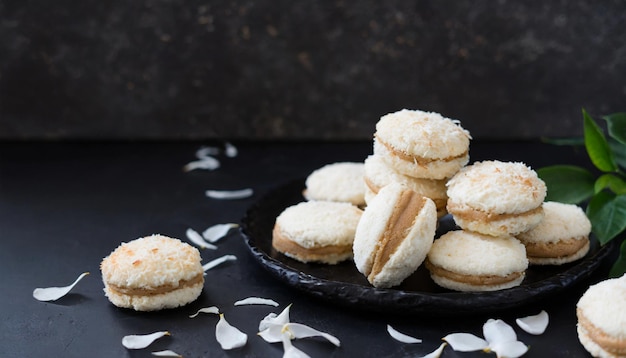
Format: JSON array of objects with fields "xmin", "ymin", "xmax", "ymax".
[{"xmin": 240, "ymin": 179, "xmax": 616, "ymax": 316}]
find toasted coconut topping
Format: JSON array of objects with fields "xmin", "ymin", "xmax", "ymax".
[{"xmin": 33, "ymin": 272, "xmax": 89, "ymax": 302}]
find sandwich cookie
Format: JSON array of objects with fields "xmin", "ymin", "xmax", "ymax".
[
  {"xmin": 100, "ymin": 234, "xmax": 204, "ymax": 311},
  {"xmin": 425, "ymin": 230, "xmax": 529, "ymax": 292},
  {"xmin": 303, "ymin": 162, "xmax": 366, "ymax": 207},
  {"xmin": 353, "ymin": 182, "xmax": 437, "ymax": 288},
  {"xmin": 446, "ymin": 160, "xmax": 547, "ymax": 237},
  {"xmin": 576, "ymin": 274, "xmax": 626, "ymax": 357},
  {"xmin": 272, "ymin": 200, "xmax": 363, "ymax": 264},
  {"xmin": 363, "ymin": 154, "xmax": 448, "ymax": 217},
  {"xmin": 517, "ymin": 201, "xmax": 591, "ymax": 265},
  {"xmin": 373, "ymin": 109, "xmax": 471, "ymax": 180}
]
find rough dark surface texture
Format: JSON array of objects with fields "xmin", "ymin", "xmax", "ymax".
[{"xmin": 1, "ymin": 1, "xmax": 624, "ymax": 140}]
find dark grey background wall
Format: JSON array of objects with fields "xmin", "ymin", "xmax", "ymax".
[{"xmin": 0, "ymin": 1, "xmax": 624, "ymax": 140}]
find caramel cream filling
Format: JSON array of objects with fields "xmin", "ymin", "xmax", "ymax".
[
  {"xmin": 365, "ymin": 177, "xmax": 446, "ymax": 211},
  {"xmin": 448, "ymin": 203, "xmax": 543, "ymax": 223},
  {"xmin": 424, "ymin": 259, "xmax": 523, "ymax": 286},
  {"xmin": 108, "ymin": 274, "xmax": 204, "ymax": 296},
  {"xmin": 578, "ymin": 308, "xmax": 626, "ymax": 355},
  {"xmin": 524, "ymin": 237, "xmax": 589, "ymax": 258},
  {"xmin": 271, "ymin": 225, "xmax": 351, "ymax": 260},
  {"xmin": 376, "ymin": 136, "xmax": 468, "ymax": 165},
  {"xmin": 369, "ymin": 191, "xmax": 426, "ymax": 280}
]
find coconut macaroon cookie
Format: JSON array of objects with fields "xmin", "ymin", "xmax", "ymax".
[
  {"xmin": 425, "ymin": 230, "xmax": 529, "ymax": 292},
  {"xmin": 373, "ymin": 109, "xmax": 471, "ymax": 180},
  {"xmin": 100, "ymin": 234, "xmax": 204, "ymax": 311},
  {"xmin": 517, "ymin": 201, "xmax": 591, "ymax": 265},
  {"xmin": 303, "ymin": 162, "xmax": 366, "ymax": 207},
  {"xmin": 446, "ymin": 160, "xmax": 547, "ymax": 237},
  {"xmin": 576, "ymin": 274, "xmax": 626, "ymax": 357},
  {"xmin": 353, "ymin": 182, "xmax": 437, "ymax": 288},
  {"xmin": 363, "ymin": 154, "xmax": 448, "ymax": 217},
  {"xmin": 272, "ymin": 200, "xmax": 363, "ymax": 264}
]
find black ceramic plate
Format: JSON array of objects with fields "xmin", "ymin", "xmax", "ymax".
[{"xmin": 241, "ymin": 179, "xmax": 615, "ymax": 316}]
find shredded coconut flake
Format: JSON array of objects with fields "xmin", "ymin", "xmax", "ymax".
[
  {"xmin": 419, "ymin": 343, "xmax": 447, "ymax": 358},
  {"xmin": 282, "ymin": 323, "xmax": 341, "ymax": 347},
  {"xmin": 516, "ymin": 310, "xmax": 549, "ymax": 335},
  {"xmin": 189, "ymin": 306, "xmax": 220, "ymax": 318},
  {"xmin": 196, "ymin": 146, "xmax": 221, "ymax": 159},
  {"xmin": 202, "ymin": 223, "xmax": 239, "ymax": 243},
  {"xmin": 203, "ymin": 255, "xmax": 237, "ymax": 272},
  {"xmin": 443, "ymin": 333, "xmax": 488, "ymax": 352},
  {"xmin": 122, "ymin": 331, "xmax": 170, "ymax": 349},
  {"xmin": 185, "ymin": 228, "xmax": 217, "ymax": 249},
  {"xmin": 151, "ymin": 350, "xmax": 182, "ymax": 357},
  {"xmin": 33, "ymin": 272, "xmax": 89, "ymax": 302},
  {"xmin": 234, "ymin": 297, "xmax": 279, "ymax": 307},
  {"xmin": 387, "ymin": 325, "xmax": 422, "ymax": 344},
  {"xmin": 224, "ymin": 142, "xmax": 238, "ymax": 157},
  {"xmin": 183, "ymin": 157, "xmax": 220, "ymax": 172},
  {"xmin": 216, "ymin": 314, "xmax": 248, "ymax": 350},
  {"xmin": 205, "ymin": 188, "xmax": 253, "ymax": 199}
]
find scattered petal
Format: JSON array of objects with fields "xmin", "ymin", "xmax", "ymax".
[
  {"xmin": 489, "ymin": 339, "xmax": 529, "ymax": 358},
  {"xmin": 151, "ymin": 350, "xmax": 182, "ymax": 357},
  {"xmin": 387, "ymin": 325, "xmax": 422, "ymax": 344},
  {"xmin": 224, "ymin": 142, "xmax": 238, "ymax": 157},
  {"xmin": 282, "ymin": 331, "xmax": 311, "ymax": 358},
  {"xmin": 202, "ymin": 223, "xmax": 239, "ymax": 243},
  {"xmin": 516, "ymin": 310, "xmax": 549, "ymax": 335},
  {"xmin": 203, "ymin": 255, "xmax": 237, "ymax": 272},
  {"xmin": 33, "ymin": 272, "xmax": 89, "ymax": 302},
  {"xmin": 283, "ymin": 323, "xmax": 341, "ymax": 347},
  {"xmin": 483, "ymin": 319, "xmax": 528, "ymax": 358},
  {"xmin": 196, "ymin": 146, "xmax": 221, "ymax": 159},
  {"xmin": 205, "ymin": 188, "xmax": 253, "ymax": 200},
  {"xmin": 259, "ymin": 304, "xmax": 292, "ymax": 342},
  {"xmin": 122, "ymin": 331, "xmax": 170, "ymax": 349},
  {"xmin": 189, "ymin": 306, "xmax": 220, "ymax": 318},
  {"xmin": 186, "ymin": 228, "xmax": 217, "ymax": 249},
  {"xmin": 183, "ymin": 157, "xmax": 220, "ymax": 172},
  {"xmin": 419, "ymin": 343, "xmax": 447, "ymax": 358},
  {"xmin": 215, "ymin": 314, "xmax": 248, "ymax": 350},
  {"xmin": 443, "ymin": 333, "xmax": 488, "ymax": 352},
  {"xmin": 235, "ymin": 297, "xmax": 280, "ymax": 307}
]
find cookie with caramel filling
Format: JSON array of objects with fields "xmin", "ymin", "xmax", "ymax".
[
  {"xmin": 425, "ymin": 230, "xmax": 528, "ymax": 292},
  {"xmin": 353, "ymin": 182, "xmax": 437, "ymax": 288},
  {"xmin": 100, "ymin": 234, "xmax": 204, "ymax": 311}
]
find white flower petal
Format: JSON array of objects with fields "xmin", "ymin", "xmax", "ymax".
[
  {"xmin": 186, "ymin": 228, "xmax": 217, "ymax": 249},
  {"xmin": 443, "ymin": 333, "xmax": 488, "ymax": 352},
  {"xmin": 489, "ymin": 339, "xmax": 528, "ymax": 358},
  {"xmin": 419, "ymin": 343, "xmax": 447, "ymax": 358},
  {"xmin": 224, "ymin": 142, "xmax": 238, "ymax": 158},
  {"xmin": 202, "ymin": 223, "xmax": 239, "ymax": 243},
  {"xmin": 122, "ymin": 331, "xmax": 170, "ymax": 349},
  {"xmin": 215, "ymin": 314, "xmax": 248, "ymax": 350},
  {"xmin": 189, "ymin": 306, "xmax": 220, "ymax": 318},
  {"xmin": 203, "ymin": 255, "xmax": 237, "ymax": 272},
  {"xmin": 183, "ymin": 157, "xmax": 221, "ymax": 172},
  {"xmin": 151, "ymin": 350, "xmax": 182, "ymax": 357},
  {"xmin": 205, "ymin": 188, "xmax": 253, "ymax": 200},
  {"xmin": 283, "ymin": 323, "xmax": 340, "ymax": 347},
  {"xmin": 516, "ymin": 310, "xmax": 549, "ymax": 335},
  {"xmin": 33, "ymin": 272, "xmax": 89, "ymax": 302},
  {"xmin": 483, "ymin": 319, "xmax": 518, "ymax": 346},
  {"xmin": 196, "ymin": 146, "xmax": 221, "ymax": 159},
  {"xmin": 387, "ymin": 325, "xmax": 422, "ymax": 344},
  {"xmin": 234, "ymin": 297, "xmax": 280, "ymax": 307},
  {"xmin": 258, "ymin": 304, "xmax": 291, "ymax": 341},
  {"xmin": 282, "ymin": 331, "xmax": 311, "ymax": 358}
]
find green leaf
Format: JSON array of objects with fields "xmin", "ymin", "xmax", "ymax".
[
  {"xmin": 609, "ymin": 240, "xmax": 626, "ymax": 278},
  {"xmin": 584, "ymin": 108, "xmax": 617, "ymax": 172},
  {"xmin": 610, "ymin": 139, "xmax": 626, "ymax": 170},
  {"xmin": 594, "ymin": 174, "xmax": 626, "ymax": 195},
  {"xmin": 537, "ymin": 165, "xmax": 595, "ymax": 204},
  {"xmin": 587, "ymin": 194, "xmax": 626, "ymax": 245},
  {"xmin": 603, "ymin": 112, "xmax": 626, "ymax": 145}
]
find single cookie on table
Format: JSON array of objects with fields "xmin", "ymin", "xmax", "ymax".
[
  {"xmin": 576, "ymin": 274, "xmax": 626, "ymax": 358},
  {"xmin": 373, "ymin": 109, "xmax": 471, "ymax": 180},
  {"xmin": 446, "ymin": 160, "xmax": 547, "ymax": 237},
  {"xmin": 363, "ymin": 154, "xmax": 448, "ymax": 217},
  {"xmin": 517, "ymin": 201, "xmax": 591, "ymax": 265},
  {"xmin": 353, "ymin": 182, "xmax": 437, "ymax": 288},
  {"xmin": 425, "ymin": 230, "xmax": 529, "ymax": 292},
  {"xmin": 303, "ymin": 162, "xmax": 366, "ymax": 207},
  {"xmin": 272, "ymin": 200, "xmax": 363, "ymax": 264},
  {"xmin": 100, "ymin": 234, "xmax": 204, "ymax": 311}
]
